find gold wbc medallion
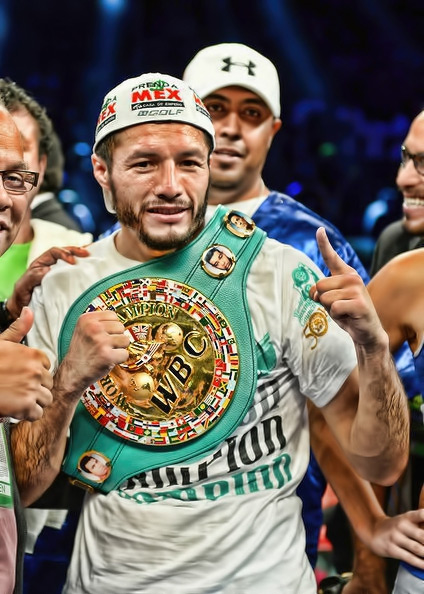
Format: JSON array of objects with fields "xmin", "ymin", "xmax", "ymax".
[
  {"xmin": 77, "ymin": 450, "xmax": 111, "ymax": 484},
  {"xmin": 224, "ymin": 210, "xmax": 256, "ymax": 238},
  {"xmin": 201, "ymin": 244, "xmax": 236, "ymax": 278},
  {"xmin": 81, "ymin": 278, "xmax": 240, "ymax": 445}
]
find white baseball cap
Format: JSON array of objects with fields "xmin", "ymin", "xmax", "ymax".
[
  {"xmin": 93, "ymin": 72, "xmax": 216, "ymax": 153},
  {"xmin": 183, "ymin": 43, "xmax": 281, "ymax": 118}
]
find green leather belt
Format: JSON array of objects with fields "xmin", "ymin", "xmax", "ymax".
[{"xmin": 59, "ymin": 206, "xmax": 266, "ymax": 493}]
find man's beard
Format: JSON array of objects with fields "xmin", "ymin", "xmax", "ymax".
[{"xmin": 111, "ymin": 181, "xmax": 209, "ymax": 251}]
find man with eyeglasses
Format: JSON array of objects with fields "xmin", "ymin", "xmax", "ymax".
[
  {"xmin": 0, "ymin": 166, "xmax": 89, "ymax": 331},
  {"xmin": 361, "ymin": 111, "xmax": 424, "ymax": 591},
  {"xmin": 0, "ymin": 169, "xmax": 37, "ymax": 250},
  {"xmin": 0, "ymin": 104, "xmax": 54, "ymax": 594},
  {"xmin": 0, "ymin": 102, "xmax": 90, "ymax": 594},
  {"xmin": 0, "ymin": 80, "xmax": 92, "ymax": 309},
  {"xmin": 370, "ymin": 111, "xmax": 424, "ymax": 275}
]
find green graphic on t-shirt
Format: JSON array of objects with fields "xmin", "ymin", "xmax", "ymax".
[{"xmin": 291, "ymin": 262, "xmax": 320, "ymax": 326}]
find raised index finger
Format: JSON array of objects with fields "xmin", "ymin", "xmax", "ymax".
[{"xmin": 316, "ymin": 227, "xmax": 352, "ymax": 276}]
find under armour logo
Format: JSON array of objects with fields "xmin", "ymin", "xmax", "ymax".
[{"xmin": 221, "ymin": 57, "xmax": 256, "ymax": 76}]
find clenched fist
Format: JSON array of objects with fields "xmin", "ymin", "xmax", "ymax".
[{"xmin": 0, "ymin": 307, "xmax": 53, "ymax": 421}]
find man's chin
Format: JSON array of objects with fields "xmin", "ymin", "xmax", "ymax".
[
  {"xmin": 403, "ymin": 215, "xmax": 424, "ymax": 236},
  {"xmin": 0, "ymin": 233, "xmax": 14, "ymax": 257},
  {"xmin": 140, "ymin": 227, "xmax": 202, "ymax": 252}
]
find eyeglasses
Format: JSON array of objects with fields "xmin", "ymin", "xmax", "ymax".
[
  {"xmin": 400, "ymin": 145, "xmax": 424, "ymax": 176},
  {"xmin": 0, "ymin": 169, "xmax": 39, "ymax": 195}
]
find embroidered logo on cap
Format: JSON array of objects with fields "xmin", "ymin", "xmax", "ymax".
[
  {"xmin": 131, "ymin": 80, "xmax": 183, "ymax": 108},
  {"xmin": 96, "ymin": 96, "xmax": 117, "ymax": 135},
  {"xmin": 222, "ymin": 57, "xmax": 257, "ymax": 76}
]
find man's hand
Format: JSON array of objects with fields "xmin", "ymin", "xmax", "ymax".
[
  {"xmin": 367, "ymin": 509, "xmax": 424, "ymax": 567},
  {"xmin": 310, "ymin": 228, "xmax": 387, "ymax": 347},
  {"xmin": 57, "ymin": 310, "xmax": 130, "ymax": 396},
  {"xmin": 6, "ymin": 246, "xmax": 90, "ymax": 320},
  {"xmin": 0, "ymin": 307, "xmax": 53, "ymax": 421}
]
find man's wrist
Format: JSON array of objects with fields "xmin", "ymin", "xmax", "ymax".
[{"xmin": 355, "ymin": 329, "xmax": 390, "ymax": 359}]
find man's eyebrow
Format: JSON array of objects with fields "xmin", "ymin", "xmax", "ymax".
[
  {"xmin": 125, "ymin": 148, "xmax": 207, "ymax": 161},
  {"xmin": 204, "ymin": 93, "xmax": 231, "ymax": 103},
  {"xmin": 178, "ymin": 148, "xmax": 207, "ymax": 159},
  {"xmin": 126, "ymin": 149, "xmax": 157, "ymax": 159},
  {"xmin": 242, "ymin": 97, "xmax": 268, "ymax": 108},
  {"xmin": 204, "ymin": 93, "xmax": 268, "ymax": 108},
  {"xmin": 5, "ymin": 160, "xmax": 27, "ymax": 170}
]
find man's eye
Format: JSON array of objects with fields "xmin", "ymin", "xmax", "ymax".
[
  {"xmin": 4, "ymin": 173, "xmax": 26, "ymax": 189},
  {"xmin": 244, "ymin": 108, "xmax": 261, "ymax": 119},
  {"xmin": 5, "ymin": 173, "xmax": 23, "ymax": 185},
  {"xmin": 205, "ymin": 103, "xmax": 223, "ymax": 113}
]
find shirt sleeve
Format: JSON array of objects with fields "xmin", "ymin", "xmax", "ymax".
[{"xmin": 282, "ymin": 247, "xmax": 357, "ymax": 407}]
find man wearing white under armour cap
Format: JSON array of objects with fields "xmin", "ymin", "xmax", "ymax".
[
  {"xmin": 183, "ymin": 43, "xmax": 282, "ymax": 205},
  {"xmin": 15, "ymin": 71, "xmax": 409, "ymax": 594},
  {"xmin": 183, "ymin": 43, "xmax": 417, "ymax": 591}
]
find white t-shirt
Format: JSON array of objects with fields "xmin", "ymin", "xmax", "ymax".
[
  {"xmin": 206, "ymin": 196, "xmax": 266, "ymax": 223},
  {"xmin": 28, "ymin": 229, "xmax": 357, "ymax": 594}
]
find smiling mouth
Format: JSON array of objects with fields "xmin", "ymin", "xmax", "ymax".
[
  {"xmin": 147, "ymin": 205, "xmax": 188, "ymax": 215},
  {"xmin": 403, "ymin": 197, "xmax": 424, "ymax": 207},
  {"xmin": 214, "ymin": 148, "xmax": 242, "ymax": 158}
]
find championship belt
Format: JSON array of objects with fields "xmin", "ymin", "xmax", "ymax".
[{"xmin": 59, "ymin": 207, "xmax": 267, "ymax": 493}]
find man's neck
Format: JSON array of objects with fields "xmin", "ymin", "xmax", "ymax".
[
  {"xmin": 208, "ymin": 178, "xmax": 268, "ymax": 206},
  {"xmin": 114, "ymin": 228, "xmax": 167, "ymax": 262}
]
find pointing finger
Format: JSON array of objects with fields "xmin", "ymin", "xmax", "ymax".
[{"xmin": 316, "ymin": 227, "xmax": 353, "ymax": 276}]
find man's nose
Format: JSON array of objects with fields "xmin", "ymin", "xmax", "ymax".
[
  {"xmin": 396, "ymin": 158, "xmax": 424, "ymax": 189},
  {"xmin": 218, "ymin": 111, "xmax": 242, "ymax": 139},
  {"xmin": 0, "ymin": 182, "xmax": 13, "ymax": 211},
  {"xmin": 154, "ymin": 163, "xmax": 183, "ymax": 199}
]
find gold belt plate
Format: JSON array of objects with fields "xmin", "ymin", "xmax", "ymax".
[{"xmin": 81, "ymin": 277, "xmax": 239, "ymax": 446}]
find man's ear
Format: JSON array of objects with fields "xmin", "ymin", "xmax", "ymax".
[
  {"xmin": 92, "ymin": 154, "xmax": 116, "ymax": 213},
  {"xmin": 268, "ymin": 118, "xmax": 282, "ymax": 148},
  {"xmin": 91, "ymin": 153, "xmax": 110, "ymax": 190},
  {"xmin": 37, "ymin": 153, "xmax": 48, "ymax": 187}
]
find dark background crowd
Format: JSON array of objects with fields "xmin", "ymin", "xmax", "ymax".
[{"xmin": 1, "ymin": 0, "xmax": 424, "ymax": 266}]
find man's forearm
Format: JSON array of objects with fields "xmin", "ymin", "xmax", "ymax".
[
  {"xmin": 351, "ymin": 340, "xmax": 409, "ymax": 484},
  {"xmin": 309, "ymin": 402, "xmax": 387, "ymax": 543},
  {"xmin": 10, "ymin": 364, "xmax": 82, "ymax": 507},
  {"xmin": 11, "ymin": 310, "xmax": 130, "ymax": 506}
]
